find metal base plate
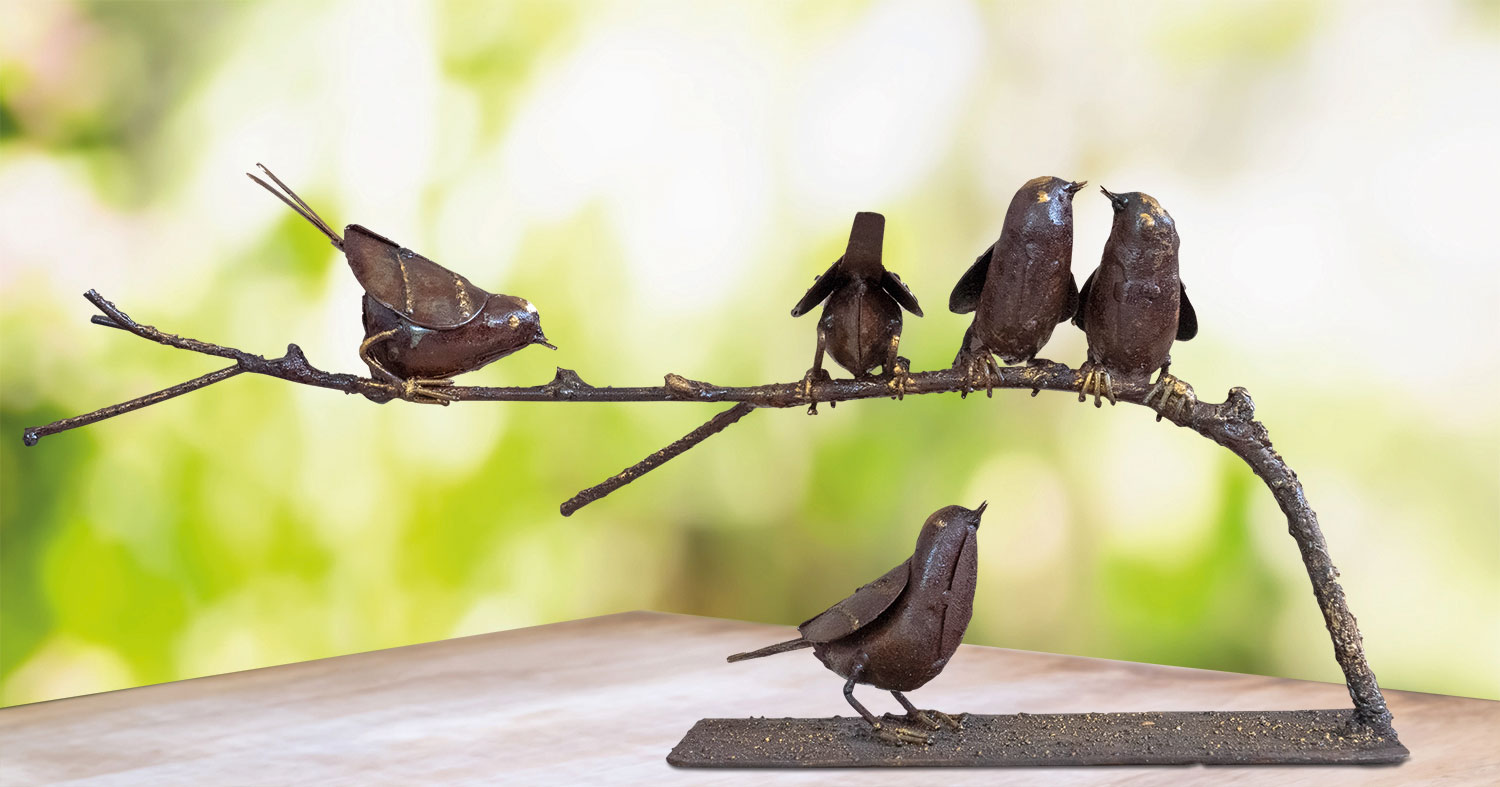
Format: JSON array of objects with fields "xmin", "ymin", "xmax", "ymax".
[{"xmin": 668, "ymin": 709, "xmax": 1408, "ymax": 768}]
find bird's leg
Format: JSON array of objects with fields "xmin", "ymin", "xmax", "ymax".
[
  {"xmin": 886, "ymin": 691, "xmax": 964, "ymax": 731},
  {"xmin": 844, "ymin": 676, "xmax": 930, "ymax": 746},
  {"xmin": 1143, "ymin": 360, "xmax": 1197, "ymax": 422},
  {"xmin": 801, "ymin": 326, "xmax": 833, "ymax": 415},
  {"xmin": 1076, "ymin": 359, "xmax": 1116, "ymax": 408},
  {"xmin": 951, "ymin": 326, "xmax": 997, "ymax": 398},
  {"xmin": 360, "ymin": 329, "xmax": 454, "ymax": 406},
  {"xmin": 883, "ymin": 332, "xmax": 911, "ymax": 401}
]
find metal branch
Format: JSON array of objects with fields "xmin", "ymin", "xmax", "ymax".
[{"xmin": 20, "ymin": 291, "xmax": 1394, "ymax": 737}]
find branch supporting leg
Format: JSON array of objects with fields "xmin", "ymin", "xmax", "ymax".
[{"xmin": 1206, "ymin": 389, "xmax": 1395, "ymax": 737}]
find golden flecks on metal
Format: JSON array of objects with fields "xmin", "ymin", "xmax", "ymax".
[
  {"xmin": 1036, "ymin": 190, "xmax": 1050, "ymax": 203},
  {"xmin": 393, "ymin": 248, "xmax": 414, "ymax": 315},
  {"xmin": 507, "ymin": 314, "xmax": 521, "ymax": 328},
  {"xmin": 453, "ymin": 272, "xmax": 472, "ymax": 317},
  {"xmin": 1138, "ymin": 212, "xmax": 1156, "ymax": 228}
]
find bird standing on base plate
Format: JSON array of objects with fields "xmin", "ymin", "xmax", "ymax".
[
  {"xmin": 950, "ymin": 176, "xmax": 1085, "ymax": 396},
  {"xmin": 728, "ymin": 503, "xmax": 985, "ymax": 746},
  {"xmin": 248, "ymin": 165, "xmax": 555, "ymax": 405},
  {"xmin": 790, "ymin": 212, "xmax": 923, "ymax": 414},
  {"xmin": 1074, "ymin": 187, "xmax": 1198, "ymax": 418}
]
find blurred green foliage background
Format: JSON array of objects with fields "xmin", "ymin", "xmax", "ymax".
[{"xmin": 2, "ymin": 0, "xmax": 1497, "ymax": 707}]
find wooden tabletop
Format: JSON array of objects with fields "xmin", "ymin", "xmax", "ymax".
[{"xmin": 2, "ymin": 611, "xmax": 1495, "ymax": 785}]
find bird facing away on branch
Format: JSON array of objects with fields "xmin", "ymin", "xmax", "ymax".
[
  {"xmin": 728, "ymin": 502, "xmax": 985, "ymax": 745},
  {"xmin": 1074, "ymin": 187, "xmax": 1198, "ymax": 416},
  {"xmin": 949, "ymin": 176, "xmax": 1085, "ymax": 395},
  {"xmin": 790, "ymin": 212, "xmax": 923, "ymax": 413},
  {"xmin": 247, "ymin": 165, "xmax": 554, "ymax": 405}
]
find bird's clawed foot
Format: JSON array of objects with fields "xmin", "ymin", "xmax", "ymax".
[
  {"xmin": 1143, "ymin": 369, "xmax": 1197, "ymax": 422},
  {"xmin": 954, "ymin": 349, "xmax": 999, "ymax": 398},
  {"xmin": 1077, "ymin": 362, "xmax": 1116, "ymax": 407},
  {"xmin": 885, "ymin": 709, "xmax": 964, "ymax": 731},
  {"xmin": 886, "ymin": 356, "xmax": 913, "ymax": 400},
  {"xmin": 867, "ymin": 720, "xmax": 932, "ymax": 746},
  {"xmin": 800, "ymin": 367, "xmax": 833, "ymax": 415},
  {"xmin": 392, "ymin": 377, "xmax": 455, "ymax": 405}
]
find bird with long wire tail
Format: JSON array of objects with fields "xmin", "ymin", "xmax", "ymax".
[{"xmin": 248, "ymin": 165, "xmax": 555, "ymax": 405}]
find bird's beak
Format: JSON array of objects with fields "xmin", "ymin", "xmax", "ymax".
[
  {"xmin": 534, "ymin": 333, "xmax": 557, "ymax": 350},
  {"xmin": 1100, "ymin": 186, "xmax": 1127, "ymax": 211},
  {"xmin": 1064, "ymin": 180, "xmax": 1087, "ymax": 195},
  {"xmin": 973, "ymin": 501, "xmax": 988, "ymax": 525}
]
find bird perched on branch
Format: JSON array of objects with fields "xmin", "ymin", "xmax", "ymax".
[
  {"xmin": 248, "ymin": 164, "xmax": 554, "ymax": 405},
  {"xmin": 1074, "ymin": 187, "xmax": 1198, "ymax": 417},
  {"xmin": 949, "ymin": 176, "xmax": 1085, "ymax": 395},
  {"xmin": 728, "ymin": 503, "xmax": 985, "ymax": 745},
  {"xmin": 790, "ymin": 212, "xmax": 923, "ymax": 413}
]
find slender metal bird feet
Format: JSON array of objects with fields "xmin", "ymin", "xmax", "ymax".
[
  {"xmin": 1144, "ymin": 367, "xmax": 1196, "ymax": 421},
  {"xmin": 800, "ymin": 367, "xmax": 833, "ymax": 415},
  {"xmin": 887, "ymin": 691, "xmax": 964, "ymax": 731},
  {"xmin": 868, "ymin": 720, "xmax": 933, "ymax": 746},
  {"xmin": 395, "ymin": 377, "xmax": 457, "ymax": 406},
  {"xmin": 886, "ymin": 356, "xmax": 913, "ymax": 400},
  {"xmin": 1077, "ymin": 361, "xmax": 1116, "ymax": 407},
  {"xmin": 954, "ymin": 348, "xmax": 999, "ymax": 398}
]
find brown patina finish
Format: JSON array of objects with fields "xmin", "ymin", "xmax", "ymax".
[
  {"xmin": 1074, "ymin": 187, "xmax": 1198, "ymax": 416},
  {"xmin": 791, "ymin": 212, "xmax": 924, "ymax": 412},
  {"xmin": 248, "ymin": 165, "xmax": 553, "ymax": 405},
  {"xmin": 728, "ymin": 503, "xmax": 986, "ymax": 746},
  {"xmin": 950, "ymin": 176, "xmax": 1085, "ymax": 394}
]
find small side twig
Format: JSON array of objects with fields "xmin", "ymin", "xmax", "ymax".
[{"xmin": 560, "ymin": 402, "xmax": 757, "ymax": 516}]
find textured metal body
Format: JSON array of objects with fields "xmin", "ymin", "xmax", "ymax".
[
  {"xmin": 360, "ymin": 292, "xmax": 544, "ymax": 380},
  {"xmin": 669, "ymin": 710, "xmax": 1408, "ymax": 768},
  {"xmin": 1075, "ymin": 188, "xmax": 1196, "ymax": 377},
  {"xmin": 791, "ymin": 212, "xmax": 923, "ymax": 377},
  {"xmin": 729, "ymin": 504, "xmax": 982, "ymax": 695},
  {"xmin": 247, "ymin": 166, "xmax": 551, "ymax": 388},
  {"xmin": 951, "ymin": 176, "xmax": 1083, "ymax": 364}
]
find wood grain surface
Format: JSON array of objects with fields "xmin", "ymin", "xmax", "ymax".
[{"xmin": 1, "ymin": 611, "xmax": 1495, "ymax": 785}]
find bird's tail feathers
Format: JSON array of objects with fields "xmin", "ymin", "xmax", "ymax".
[
  {"xmin": 727, "ymin": 637, "xmax": 811, "ymax": 663},
  {"xmin": 247, "ymin": 164, "xmax": 344, "ymax": 249}
]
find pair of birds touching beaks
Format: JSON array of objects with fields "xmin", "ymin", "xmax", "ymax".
[
  {"xmin": 250, "ymin": 167, "xmax": 1194, "ymax": 416},
  {"xmin": 792, "ymin": 176, "xmax": 1198, "ymax": 419}
]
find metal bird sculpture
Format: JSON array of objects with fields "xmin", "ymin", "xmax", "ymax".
[
  {"xmin": 791, "ymin": 212, "xmax": 923, "ymax": 413},
  {"xmin": 950, "ymin": 176, "xmax": 1085, "ymax": 395},
  {"xmin": 728, "ymin": 503, "xmax": 986, "ymax": 745},
  {"xmin": 1073, "ymin": 187, "xmax": 1198, "ymax": 417},
  {"xmin": 248, "ymin": 165, "xmax": 554, "ymax": 405}
]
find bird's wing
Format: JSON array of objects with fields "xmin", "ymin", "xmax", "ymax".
[
  {"xmin": 798, "ymin": 559, "xmax": 910, "ymax": 643},
  {"xmin": 1176, "ymin": 282, "xmax": 1198, "ymax": 341},
  {"xmin": 938, "ymin": 532, "xmax": 979, "ymax": 657},
  {"xmin": 345, "ymin": 225, "xmax": 490, "ymax": 329},
  {"xmin": 1072, "ymin": 267, "xmax": 1098, "ymax": 329},
  {"xmin": 881, "ymin": 270, "xmax": 923, "ymax": 317},
  {"xmin": 948, "ymin": 244, "xmax": 992, "ymax": 314},
  {"xmin": 1058, "ymin": 273, "xmax": 1080, "ymax": 325},
  {"xmin": 790, "ymin": 257, "xmax": 845, "ymax": 317}
]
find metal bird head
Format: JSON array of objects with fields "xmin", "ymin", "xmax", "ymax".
[
  {"xmin": 842, "ymin": 212, "xmax": 886, "ymax": 277},
  {"xmin": 474, "ymin": 296, "xmax": 556, "ymax": 361},
  {"xmin": 1013, "ymin": 176, "xmax": 1087, "ymax": 232},
  {"xmin": 914, "ymin": 502, "xmax": 986, "ymax": 558},
  {"xmin": 1100, "ymin": 187, "xmax": 1177, "ymax": 241}
]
